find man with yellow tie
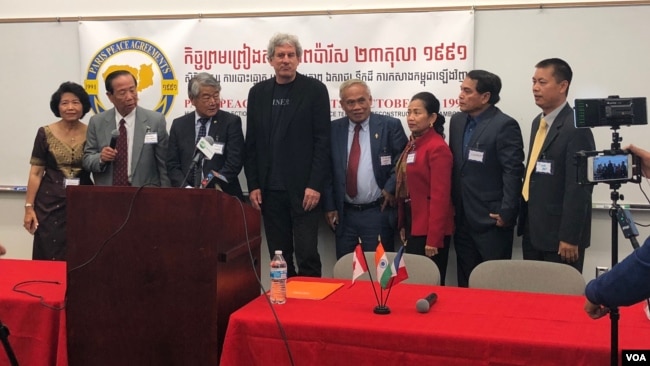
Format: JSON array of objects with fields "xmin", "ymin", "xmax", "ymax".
[{"xmin": 518, "ymin": 58, "xmax": 595, "ymax": 273}]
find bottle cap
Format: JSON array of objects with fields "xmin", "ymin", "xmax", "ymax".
[{"xmin": 274, "ymin": 250, "xmax": 282, "ymax": 255}]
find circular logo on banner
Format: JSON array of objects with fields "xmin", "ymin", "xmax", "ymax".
[{"xmin": 84, "ymin": 38, "xmax": 178, "ymax": 116}]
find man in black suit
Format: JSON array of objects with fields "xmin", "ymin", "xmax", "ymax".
[
  {"xmin": 167, "ymin": 72, "xmax": 244, "ymax": 199},
  {"xmin": 244, "ymin": 33, "xmax": 331, "ymax": 277},
  {"xmin": 518, "ymin": 58, "xmax": 595, "ymax": 272},
  {"xmin": 449, "ymin": 70, "xmax": 525, "ymax": 287},
  {"xmin": 323, "ymin": 79, "xmax": 407, "ymax": 259}
]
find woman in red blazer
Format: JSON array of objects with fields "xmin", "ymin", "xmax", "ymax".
[{"xmin": 396, "ymin": 92, "xmax": 454, "ymax": 284}]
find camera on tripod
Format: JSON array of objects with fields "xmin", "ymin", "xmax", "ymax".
[{"xmin": 574, "ymin": 96, "xmax": 647, "ymax": 186}]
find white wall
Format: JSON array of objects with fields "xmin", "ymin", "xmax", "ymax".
[
  {"xmin": 0, "ymin": 0, "xmax": 619, "ymax": 19},
  {"xmin": 2, "ymin": 1, "xmax": 650, "ymax": 286}
]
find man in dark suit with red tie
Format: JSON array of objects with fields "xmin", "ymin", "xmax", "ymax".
[
  {"xmin": 323, "ymin": 79, "xmax": 407, "ymax": 259},
  {"xmin": 167, "ymin": 72, "xmax": 244, "ymax": 200},
  {"xmin": 449, "ymin": 70, "xmax": 525, "ymax": 287},
  {"xmin": 244, "ymin": 33, "xmax": 331, "ymax": 277}
]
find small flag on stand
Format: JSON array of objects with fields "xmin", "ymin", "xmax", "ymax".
[
  {"xmin": 352, "ymin": 244, "xmax": 368, "ymax": 283},
  {"xmin": 390, "ymin": 245, "xmax": 409, "ymax": 287},
  {"xmin": 375, "ymin": 241, "xmax": 395, "ymax": 289}
]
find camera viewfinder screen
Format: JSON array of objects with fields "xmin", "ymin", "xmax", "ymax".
[{"xmin": 593, "ymin": 155, "xmax": 630, "ymax": 181}]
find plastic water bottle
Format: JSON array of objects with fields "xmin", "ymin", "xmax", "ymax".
[{"xmin": 270, "ymin": 250, "xmax": 287, "ymax": 304}]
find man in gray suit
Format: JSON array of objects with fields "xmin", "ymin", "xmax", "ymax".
[
  {"xmin": 83, "ymin": 70, "xmax": 170, "ymax": 187},
  {"xmin": 518, "ymin": 58, "xmax": 595, "ymax": 273},
  {"xmin": 449, "ymin": 70, "xmax": 525, "ymax": 287},
  {"xmin": 323, "ymin": 79, "xmax": 407, "ymax": 259}
]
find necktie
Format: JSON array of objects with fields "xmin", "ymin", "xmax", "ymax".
[
  {"xmin": 190, "ymin": 118, "xmax": 210, "ymax": 187},
  {"xmin": 113, "ymin": 119, "xmax": 129, "ymax": 186},
  {"xmin": 196, "ymin": 117, "xmax": 209, "ymax": 143},
  {"xmin": 346, "ymin": 124, "xmax": 362, "ymax": 198},
  {"xmin": 522, "ymin": 117, "xmax": 548, "ymax": 201},
  {"xmin": 462, "ymin": 117, "xmax": 477, "ymax": 157}
]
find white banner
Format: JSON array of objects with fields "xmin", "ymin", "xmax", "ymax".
[{"xmin": 79, "ymin": 12, "xmax": 473, "ymax": 134}]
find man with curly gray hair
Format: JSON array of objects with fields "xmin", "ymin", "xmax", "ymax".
[{"xmin": 245, "ymin": 33, "xmax": 331, "ymax": 277}]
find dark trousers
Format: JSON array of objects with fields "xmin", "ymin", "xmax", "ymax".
[
  {"xmin": 454, "ymin": 218, "xmax": 514, "ymax": 287},
  {"xmin": 262, "ymin": 190, "xmax": 322, "ymax": 277},
  {"xmin": 335, "ymin": 205, "xmax": 396, "ymax": 259},
  {"xmin": 522, "ymin": 218, "xmax": 585, "ymax": 273},
  {"xmin": 405, "ymin": 235, "xmax": 450, "ymax": 286},
  {"xmin": 403, "ymin": 201, "xmax": 450, "ymax": 285}
]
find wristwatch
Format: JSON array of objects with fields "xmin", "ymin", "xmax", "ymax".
[{"xmin": 25, "ymin": 203, "xmax": 34, "ymax": 208}]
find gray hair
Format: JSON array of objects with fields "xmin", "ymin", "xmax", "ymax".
[
  {"xmin": 267, "ymin": 33, "xmax": 303, "ymax": 61},
  {"xmin": 188, "ymin": 72, "xmax": 221, "ymax": 99},
  {"xmin": 339, "ymin": 79, "xmax": 371, "ymax": 99}
]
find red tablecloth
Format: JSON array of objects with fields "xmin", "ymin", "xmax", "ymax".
[
  {"xmin": 221, "ymin": 277, "xmax": 650, "ymax": 366},
  {"xmin": 0, "ymin": 259, "xmax": 67, "ymax": 366}
]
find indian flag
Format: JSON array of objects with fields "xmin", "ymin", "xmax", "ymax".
[
  {"xmin": 375, "ymin": 241, "xmax": 394, "ymax": 289},
  {"xmin": 352, "ymin": 244, "xmax": 368, "ymax": 283}
]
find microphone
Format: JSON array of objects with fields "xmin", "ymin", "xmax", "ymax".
[
  {"xmin": 191, "ymin": 136, "xmax": 215, "ymax": 165},
  {"xmin": 210, "ymin": 170, "xmax": 229, "ymax": 184},
  {"xmin": 200, "ymin": 172, "xmax": 214, "ymax": 189},
  {"xmin": 109, "ymin": 129, "xmax": 120, "ymax": 149},
  {"xmin": 415, "ymin": 293, "xmax": 438, "ymax": 313}
]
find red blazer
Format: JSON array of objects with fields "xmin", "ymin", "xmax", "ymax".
[{"xmin": 404, "ymin": 128, "xmax": 454, "ymax": 248}]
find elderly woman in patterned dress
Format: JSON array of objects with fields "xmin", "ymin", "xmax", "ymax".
[{"xmin": 23, "ymin": 82, "xmax": 93, "ymax": 260}]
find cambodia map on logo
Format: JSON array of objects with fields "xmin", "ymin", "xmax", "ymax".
[{"xmin": 103, "ymin": 64, "xmax": 155, "ymax": 92}]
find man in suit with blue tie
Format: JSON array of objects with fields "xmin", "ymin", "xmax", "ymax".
[
  {"xmin": 449, "ymin": 70, "xmax": 525, "ymax": 287},
  {"xmin": 83, "ymin": 70, "xmax": 170, "ymax": 187},
  {"xmin": 324, "ymin": 79, "xmax": 408, "ymax": 259},
  {"xmin": 166, "ymin": 73, "xmax": 244, "ymax": 199},
  {"xmin": 518, "ymin": 58, "xmax": 595, "ymax": 273}
]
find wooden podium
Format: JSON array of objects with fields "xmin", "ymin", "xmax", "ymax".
[{"xmin": 66, "ymin": 186, "xmax": 261, "ymax": 365}]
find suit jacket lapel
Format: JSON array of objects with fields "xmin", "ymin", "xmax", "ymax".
[
  {"xmin": 335, "ymin": 120, "xmax": 349, "ymax": 179},
  {"xmin": 131, "ymin": 107, "xmax": 146, "ymax": 174},
  {"xmin": 208, "ymin": 110, "xmax": 220, "ymax": 141},
  {"xmin": 368, "ymin": 115, "xmax": 382, "ymax": 173},
  {"xmin": 261, "ymin": 80, "xmax": 274, "ymax": 142},
  {"xmin": 467, "ymin": 107, "xmax": 495, "ymax": 152},
  {"xmin": 541, "ymin": 104, "xmax": 571, "ymax": 153},
  {"xmin": 103, "ymin": 109, "xmax": 117, "ymax": 144}
]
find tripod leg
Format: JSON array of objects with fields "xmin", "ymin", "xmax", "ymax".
[{"xmin": 0, "ymin": 321, "xmax": 19, "ymax": 366}]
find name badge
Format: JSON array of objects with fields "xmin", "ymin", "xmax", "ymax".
[
  {"xmin": 407, "ymin": 152, "xmax": 416, "ymax": 164},
  {"xmin": 380, "ymin": 154, "xmax": 391, "ymax": 166},
  {"xmin": 214, "ymin": 142, "xmax": 225, "ymax": 155},
  {"xmin": 144, "ymin": 132, "xmax": 158, "ymax": 144},
  {"xmin": 468, "ymin": 148, "xmax": 485, "ymax": 163},
  {"xmin": 536, "ymin": 159, "xmax": 553, "ymax": 175},
  {"xmin": 64, "ymin": 178, "xmax": 80, "ymax": 187}
]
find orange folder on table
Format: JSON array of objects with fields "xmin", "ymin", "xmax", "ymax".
[{"xmin": 286, "ymin": 281, "xmax": 344, "ymax": 300}]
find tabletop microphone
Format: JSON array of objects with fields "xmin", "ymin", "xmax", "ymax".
[
  {"xmin": 109, "ymin": 129, "xmax": 120, "ymax": 149},
  {"xmin": 416, "ymin": 293, "xmax": 438, "ymax": 313}
]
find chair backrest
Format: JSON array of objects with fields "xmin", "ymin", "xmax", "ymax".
[
  {"xmin": 332, "ymin": 251, "xmax": 440, "ymax": 286},
  {"xmin": 468, "ymin": 259, "xmax": 586, "ymax": 295}
]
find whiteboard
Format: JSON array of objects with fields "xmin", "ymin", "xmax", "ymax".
[
  {"xmin": 473, "ymin": 5, "xmax": 650, "ymax": 207},
  {"xmin": 1, "ymin": 5, "xmax": 650, "ymax": 207}
]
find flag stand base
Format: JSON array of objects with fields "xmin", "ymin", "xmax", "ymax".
[{"xmin": 373, "ymin": 305, "xmax": 391, "ymax": 315}]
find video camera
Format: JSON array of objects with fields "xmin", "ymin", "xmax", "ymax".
[
  {"xmin": 574, "ymin": 96, "xmax": 647, "ymax": 186},
  {"xmin": 575, "ymin": 96, "xmax": 647, "ymax": 128}
]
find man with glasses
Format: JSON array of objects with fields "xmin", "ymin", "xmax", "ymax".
[
  {"xmin": 83, "ymin": 69, "xmax": 170, "ymax": 187},
  {"xmin": 244, "ymin": 33, "xmax": 331, "ymax": 277},
  {"xmin": 166, "ymin": 72, "xmax": 244, "ymax": 199}
]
